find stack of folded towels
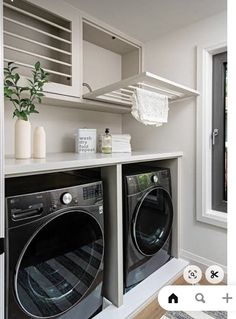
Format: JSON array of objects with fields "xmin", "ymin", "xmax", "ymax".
[{"xmin": 111, "ymin": 134, "xmax": 131, "ymax": 153}]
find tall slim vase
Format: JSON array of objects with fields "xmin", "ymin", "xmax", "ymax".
[{"xmin": 15, "ymin": 119, "xmax": 31, "ymax": 159}]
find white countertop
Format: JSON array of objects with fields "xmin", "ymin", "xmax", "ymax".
[{"xmin": 5, "ymin": 151, "xmax": 183, "ymax": 177}]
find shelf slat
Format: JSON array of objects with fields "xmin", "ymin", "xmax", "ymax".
[
  {"xmin": 137, "ymin": 82, "xmax": 184, "ymax": 98},
  {"xmin": 4, "ymin": 31, "xmax": 71, "ymax": 56},
  {"xmin": 93, "ymin": 95, "xmax": 131, "ymax": 106},
  {"xmin": 105, "ymin": 92, "xmax": 131, "ymax": 102},
  {"xmin": 108, "ymin": 91, "xmax": 132, "ymax": 99},
  {"xmin": 4, "ymin": 45, "xmax": 72, "ymax": 67},
  {"xmin": 4, "ymin": 3, "xmax": 71, "ymax": 33},
  {"xmin": 4, "ymin": 17, "xmax": 72, "ymax": 44},
  {"xmin": 83, "ymin": 72, "xmax": 199, "ymax": 107},
  {"xmin": 4, "ymin": 59, "xmax": 72, "ymax": 78}
]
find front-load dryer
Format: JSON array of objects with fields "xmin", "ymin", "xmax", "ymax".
[
  {"xmin": 5, "ymin": 172, "xmax": 104, "ymax": 319},
  {"xmin": 123, "ymin": 166, "xmax": 173, "ymax": 292}
]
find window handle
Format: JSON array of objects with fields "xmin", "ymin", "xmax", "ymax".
[{"xmin": 212, "ymin": 128, "xmax": 219, "ymax": 146}]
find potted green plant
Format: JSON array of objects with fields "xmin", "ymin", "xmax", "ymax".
[{"xmin": 4, "ymin": 61, "xmax": 49, "ymax": 159}]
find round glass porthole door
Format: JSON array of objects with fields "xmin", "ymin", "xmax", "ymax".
[
  {"xmin": 132, "ymin": 187, "xmax": 173, "ymax": 256},
  {"xmin": 15, "ymin": 211, "xmax": 104, "ymax": 318}
]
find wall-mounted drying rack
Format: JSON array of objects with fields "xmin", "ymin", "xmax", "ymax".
[{"xmin": 83, "ymin": 71, "xmax": 199, "ymax": 107}]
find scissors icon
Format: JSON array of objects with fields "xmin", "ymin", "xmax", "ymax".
[
  {"xmin": 211, "ymin": 270, "xmax": 219, "ymax": 279},
  {"xmin": 195, "ymin": 293, "xmax": 206, "ymax": 303}
]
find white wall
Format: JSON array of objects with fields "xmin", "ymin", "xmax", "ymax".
[
  {"xmin": 122, "ymin": 11, "xmax": 227, "ymax": 267},
  {"xmin": 5, "ymin": 103, "xmax": 122, "ymax": 155},
  {"xmin": 83, "ymin": 40, "xmax": 121, "ymax": 93}
]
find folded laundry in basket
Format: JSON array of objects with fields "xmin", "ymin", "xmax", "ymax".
[{"xmin": 131, "ymin": 88, "xmax": 169, "ymax": 126}]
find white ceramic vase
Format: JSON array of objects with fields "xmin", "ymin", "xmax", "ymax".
[
  {"xmin": 15, "ymin": 119, "xmax": 31, "ymax": 159},
  {"xmin": 33, "ymin": 126, "xmax": 46, "ymax": 159}
]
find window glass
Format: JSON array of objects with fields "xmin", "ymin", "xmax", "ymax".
[{"xmin": 212, "ymin": 51, "xmax": 227, "ymax": 213}]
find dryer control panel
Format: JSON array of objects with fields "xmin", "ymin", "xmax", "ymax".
[{"xmin": 125, "ymin": 169, "xmax": 171, "ymax": 196}]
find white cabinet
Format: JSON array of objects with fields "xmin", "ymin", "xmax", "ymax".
[
  {"xmin": 3, "ymin": 0, "xmax": 146, "ymax": 110},
  {"xmin": 80, "ymin": 19, "xmax": 199, "ymax": 110},
  {"xmin": 3, "ymin": 0, "xmax": 81, "ymax": 97},
  {"xmin": 82, "ymin": 19, "xmax": 142, "ymax": 96},
  {"xmin": 3, "ymin": 0, "xmax": 143, "ymax": 103},
  {"xmin": 3, "ymin": 0, "xmax": 199, "ymax": 113}
]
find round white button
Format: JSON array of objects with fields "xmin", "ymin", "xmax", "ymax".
[
  {"xmin": 152, "ymin": 175, "xmax": 158, "ymax": 183},
  {"xmin": 61, "ymin": 192, "xmax": 73, "ymax": 205},
  {"xmin": 183, "ymin": 265, "xmax": 202, "ymax": 284},
  {"xmin": 205, "ymin": 265, "xmax": 224, "ymax": 284}
]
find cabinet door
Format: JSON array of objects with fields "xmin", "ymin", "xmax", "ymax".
[{"xmin": 3, "ymin": 0, "xmax": 81, "ymax": 97}]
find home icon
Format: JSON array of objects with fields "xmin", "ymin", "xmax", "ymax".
[{"xmin": 168, "ymin": 293, "xmax": 178, "ymax": 304}]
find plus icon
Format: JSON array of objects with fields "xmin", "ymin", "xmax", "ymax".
[{"xmin": 222, "ymin": 293, "xmax": 233, "ymax": 303}]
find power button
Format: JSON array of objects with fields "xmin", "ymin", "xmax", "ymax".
[
  {"xmin": 61, "ymin": 192, "xmax": 73, "ymax": 205},
  {"xmin": 152, "ymin": 175, "xmax": 159, "ymax": 183}
]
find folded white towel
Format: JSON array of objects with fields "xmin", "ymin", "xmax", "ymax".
[
  {"xmin": 112, "ymin": 134, "xmax": 131, "ymax": 153},
  {"xmin": 112, "ymin": 147, "xmax": 131, "ymax": 153},
  {"xmin": 112, "ymin": 134, "xmax": 131, "ymax": 142},
  {"xmin": 131, "ymin": 88, "xmax": 169, "ymax": 126}
]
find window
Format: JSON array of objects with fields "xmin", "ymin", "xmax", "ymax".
[
  {"xmin": 196, "ymin": 43, "xmax": 227, "ymax": 228},
  {"xmin": 212, "ymin": 52, "xmax": 227, "ymax": 213}
]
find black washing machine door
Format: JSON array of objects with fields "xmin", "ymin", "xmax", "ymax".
[
  {"xmin": 15, "ymin": 210, "xmax": 104, "ymax": 319},
  {"xmin": 132, "ymin": 187, "xmax": 173, "ymax": 256}
]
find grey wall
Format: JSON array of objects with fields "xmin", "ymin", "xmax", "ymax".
[{"xmin": 122, "ymin": 11, "xmax": 227, "ymax": 266}]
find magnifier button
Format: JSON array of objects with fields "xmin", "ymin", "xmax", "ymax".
[{"xmin": 195, "ymin": 293, "xmax": 206, "ymax": 303}]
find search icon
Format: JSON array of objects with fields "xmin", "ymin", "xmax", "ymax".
[{"xmin": 195, "ymin": 293, "xmax": 206, "ymax": 303}]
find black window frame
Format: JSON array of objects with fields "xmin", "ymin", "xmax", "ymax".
[{"xmin": 212, "ymin": 51, "xmax": 227, "ymax": 213}]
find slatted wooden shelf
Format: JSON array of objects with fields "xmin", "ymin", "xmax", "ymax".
[{"xmin": 3, "ymin": 0, "xmax": 72, "ymax": 83}]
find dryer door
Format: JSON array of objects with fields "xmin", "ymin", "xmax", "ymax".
[
  {"xmin": 132, "ymin": 187, "xmax": 173, "ymax": 256},
  {"xmin": 15, "ymin": 210, "xmax": 104, "ymax": 318}
]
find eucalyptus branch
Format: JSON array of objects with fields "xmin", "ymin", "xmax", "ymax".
[{"xmin": 4, "ymin": 61, "xmax": 49, "ymax": 121}]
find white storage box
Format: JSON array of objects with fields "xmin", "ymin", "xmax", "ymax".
[{"xmin": 75, "ymin": 129, "xmax": 97, "ymax": 153}]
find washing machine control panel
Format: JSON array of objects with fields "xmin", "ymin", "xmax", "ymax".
[
  {"xmin": 48, "ymin": 183, "xmax": 103, "ymax": 210},
  {"xmin": 6, "ymin": 179, "xmax": 103, "ymax": 228},
  {"xmin": 83, "ymin": 184, "xmax": 102, "ymax": 200}
]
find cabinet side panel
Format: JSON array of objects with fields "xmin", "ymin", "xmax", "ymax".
[
  {"xmin": 122, "ymin": 49, "xmax": 140, "ymax": 79},
  {"xmin": 101, "ymin": 165, "xmax": 123, "ymax": 307}
]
